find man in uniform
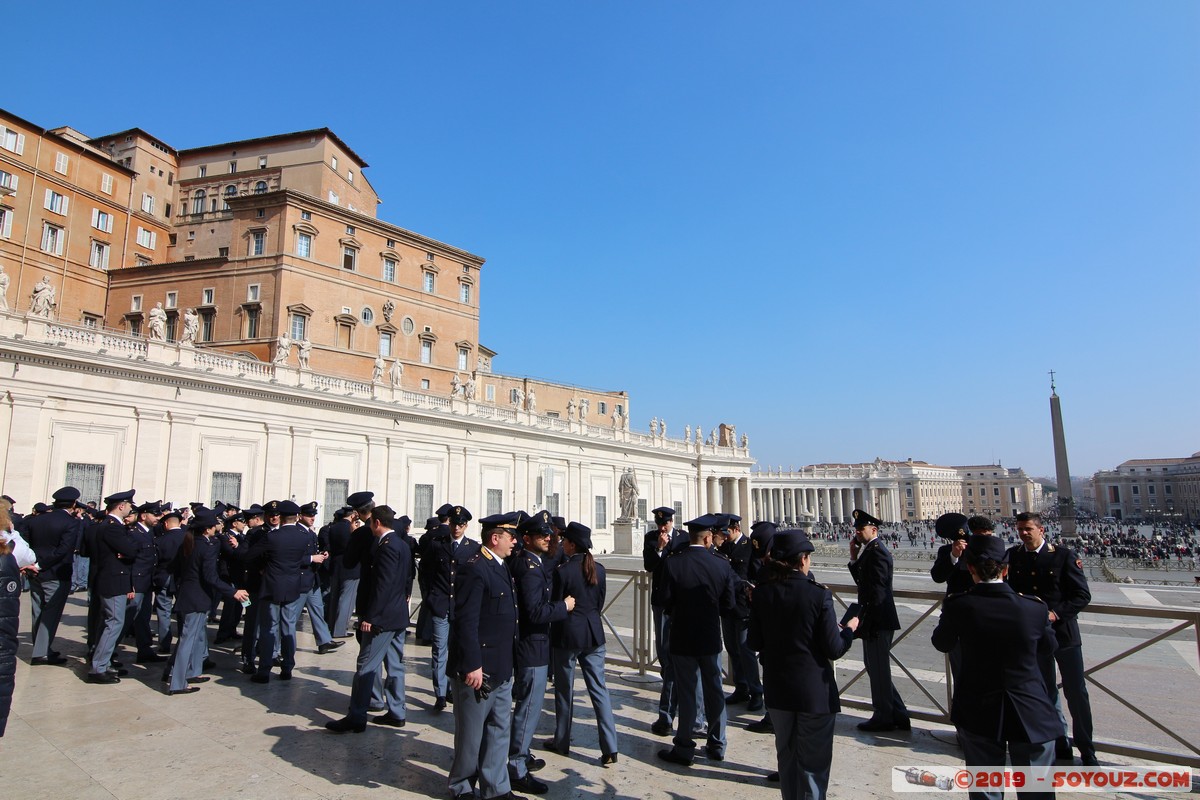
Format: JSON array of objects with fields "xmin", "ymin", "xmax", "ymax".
[
  {"xmin": 325, "ymin": 505, "xmax": 412, "ymax": 733},
  {"xmin": 152, "ymin": 508, "xmax": 186, "ymax": 654},
  {"xmin": 507, "ymin": 510, "xmax": 573, "ymax": 795},
  {"xmin": 127, "ymin": 501, "xmax": 165, "ymax": 663},
  {"xmin": 657, "ymin": 514, "xmax": 737, "ymax": 767},
  {"xmin": 848, "ymin": 509, "xmax": 910, "ymax": 731},
  {"xmin": 24, "ymin": 486, "xmax": 82, "ymax": 665},
  {"xmin": 87, "ymin": 490, "xmax": 142, "ymax": 683},
  {"xmin": 1006, "ymin": 511, "xmax": 1097, "ymax": 765},
  {"xmin": 298, "ymin": 501, "xmax": 342, "ymax": 655},
  {"xmin": 328, "ymin": 492, "xmax": 374, "ymax": 639},
  {"xmin": 420, "ymin": 504, "xmax": 479, "ymax": 711},
  {"xmin": 715, "ymin": 513, "xmax": 761, "ymax": 711},
  {"xmin": 643, "ymin": 505, "xmax": 687, "ymax": 735},
  {"xmin": 930, "ymin": 513, "xmax": 973, "ymax": 597},
  {"xmin": 447, "ymin": 512, "xmax": 522, "ymax": 800},
  {"xmin": 933, "ymin": 535, "xmax": 1060, "ymax": 800},
  {"xmin": 744, "ymin": 519, "xmax": 778, "ymax": 736}
]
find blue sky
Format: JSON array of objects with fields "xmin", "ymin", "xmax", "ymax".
[{"xmin": 7, "ymin": 2, "xmax": 1198, "ymax": 477}]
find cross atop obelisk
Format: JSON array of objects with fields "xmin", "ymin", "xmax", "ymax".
[{"xmin": 1048, "ymin": 371, "xmax": 1076, "ymax": 537}]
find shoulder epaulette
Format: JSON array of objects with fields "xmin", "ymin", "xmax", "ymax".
[
  {"xmin": 1017, "ymin": 592, "xmax": 1046, "ymax": 604},
  {"xmin": 479, "ymin": 549, "xmax": 493, "ymax": 561},
  {"xmin": 1046, "ymin": 543, "xmax": 1056, "ymax": 553},
  {"xmin": 809, "ymin": 577, "xmax": 829, "ymax": 590},
  {"xmin": 945, "ymin": 591, "xmax": 968, "ymax": 602}
]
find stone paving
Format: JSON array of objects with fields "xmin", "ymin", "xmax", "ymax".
[{"xmin": 1, "ymin": 594, "xmax": 1191, "ymax": 800}]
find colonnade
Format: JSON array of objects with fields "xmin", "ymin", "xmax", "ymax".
[{"xmin": 749, "ymin": 483, "xmax": 902, "ymax": 524}]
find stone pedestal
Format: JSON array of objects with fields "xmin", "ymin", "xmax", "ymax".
[{"xmin": 612, "ymin": 519, "xmax": 637, "ymax": 555}]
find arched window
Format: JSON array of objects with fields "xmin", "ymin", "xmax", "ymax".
[
  {"xmin": 254, "ymin": 181, "xmax": 267, "ymax": 194},
  {"xmin": 223, "ymin": 184, "xmax": 236, "ymax": 210},
  {"xmin": 191, "ymin": 189, "xmax": 206, "ymax": 215}
]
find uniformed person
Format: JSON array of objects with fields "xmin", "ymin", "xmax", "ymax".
[
  {"xmin": 325, "ymin": 505, "xmax": 412, "ymax": 732},
  {"xmin": 419, "ymin": 504, "xmax": 479, "ymax": 711},
  {"xmin": 643, "ymin": 505, "xmax": 687, "ymax": 736},
  {"xmin": 744, "ymin": 519, "xmax": 779, "ymax": 736},
  {"xmin": 447, "ymin": 512, "xmax": 522, "ymax": 800},
  {"xmin": 546, "ymin": 521, "xmax": 619, "ymax": 767},
  {"xmin": 933, "ymin": 535, "xmax": 1060, "ymax": 800},
  {"xmin": 847, "ymin": 509, "xmax": 910, "ymax": 731},
  {"xmin": 749, "ymin": 530, "xmax": 858, "ymax": 800},
  {"xmin": 152, "ymin": 508, "xmax": 186, "ymax": 653},
  {"xmin": 507, "ymin": 510, "xmax": 572, "ymax": 795},
  {"xmin": 24, "ymin": 486, "xmax": 83, "ymax": 665},
  {"xmin": 87, "ymin": 490, "xmax": 143, "ymax": 683},
  {"xmin": 297, "ymin": 501, "xmax": 341, "ymax": 655},
  {"xmin": 127, "ymin": 501, "xmax": 165, "ymax": 662},
  {"xmin": 1006, "ymin": 511, "xmax": 1097, "ymax": 765},
  {"xmin": 656, "ymin": 514, "xmax": 737, "ymax": 767},
  {"xmin": 930, "ymin": 512, "xmax": 973, "ymax": 596},
  {"xmin": 715, "ymin": 513, "xmax": 762, "ymax": 710},
  {"xmin": 328, "ymin": 492, "xmax": 373, "ymax": 639}
]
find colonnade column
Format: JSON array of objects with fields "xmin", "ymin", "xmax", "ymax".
[
  {"xmin": 738, "ymin": 478, "xmax": 750, "ymax": 524},
  {"xmin": 706, "ymin": 476, "xmax": 719, "ymax": 514}
]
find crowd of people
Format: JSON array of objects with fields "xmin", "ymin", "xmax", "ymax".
[{"xmin": 0, "ymin": 483, "xmax": 1150, "ymax": 800}]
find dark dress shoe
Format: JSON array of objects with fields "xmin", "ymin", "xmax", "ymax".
[
  {"xmin": 156, "ymin": 644, "xmax": 171, "ymax": 655},
  {"xmin": 599, "ymin": 753, "xmax": 618, "ymax": 767},
  {"xmin": 325, "ymin": 717, "xmax": 367, "ymax": 733},
  {"xmin": 106, "ymin": 668, "xmax": 129, "ymax": 677},
  {"xmin": 857, "ymin": 719, "xmax": 897, "ymax": 732},
  {"xmin": 87, "ymin": 672, "xmax": 120, "ymax": 684},
  {"xmin": 31, "ymin": 655, "xmax": 69, "ymax": 666},
  {"xmin": 250, "ymin": 674, "xmax": 270, "ymax": 684},
  {"xmin": 724, "ymin": 689, "xmax": 751, "ymax": 704},
  {"xmin": 187, "ymin": 676, "xmax": 211, "ymax": 684},
  {"xmin": 540, "ymin": 738, "xmax": 569, "ymax": 756},
  {"xmin": 111, "ymin": 659, "xmax": 124, "ymax": 668},
  {"xmin": 746, "ymin": 715, "xmax": 774, "ymax": 734},
  {"xmin": 136, "ymin": 653, "xmax": 166, "ymax": 663},
  {"xmin": 169, "ymin": 687, "xmax": 200, "ymax": 695},
  {"xmin": 433, "ymin": 696, "xmax": 447, "ymax": 712},
  {"xmin": 767, "ymin": 771, "xmax": 780, "ymax": 782},
  {"xmin": 1055, "ymin": 736, "xmax": 1073, "ymax": 761},
  {"xmin": 656, "ymin": 748, "xmax": 693, "ymax": 767},
  {"xmin": 273, "ymin": 656, "xmax": 284, "ymax": 668},
  {"xmin": 746, "ymin": 694, "xmax": 764, "ymax": 712},
  {"xmin": 510, "ymin": 774, "xmax": 548, "ymax": 795},
  {"xmin": 202, "ymin": 658, "xmax": 216, "ymax": 670},
  {"xmin": 318, "ymin": 640, "xmax": 345, "ymax": 654},
  {"xmin": 650, "ymin": 719, "xmax": 672, "ymax": 736},
  {"xmin": 705, "ymin": 747, "xmax": 724, "ymax": 762},
  {"xmin": 240, "ymin": 662, "xmax": 256, "ymax": 675},
  {"xmin": 161, "ymin": 671, "xmax": 171, "ymax": 683},
  {"xmin": 526, "ymin": 756, "xmax": 546, "ymax": 772},
  {"xmin": 1080, "ymin": 753, "xmax": 1099, "ymax": 767},
  {"xmin": 279, "ymin": 670, "xmax": 293, "ymax": 680},
  {"xmin": 894, "ymin": 716, "xmax": 911, "ymax": 731},
  {"xmin": 371, "ymin": 712, "xmax": 406, "ymax": 727}
]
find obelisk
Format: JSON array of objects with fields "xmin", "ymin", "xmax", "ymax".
[{"xmin": 1048, "ymin": 371, "xmax": 1076, "ymax": 538}]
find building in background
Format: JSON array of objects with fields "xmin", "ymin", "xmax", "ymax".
[{"xmin": 1092, "ymin": 455, "xmax": 1200, "ymax": 522}]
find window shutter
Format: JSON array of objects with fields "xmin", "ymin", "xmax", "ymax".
[
  {"xmin": 61, "ymin": 196, "xmax": 69, "ymax": 215},
  {"xmin": 44, "ymin": 188, "xmax": 53, "ymax": 210},
  {"xmin": 91, "ymin": 208, "xmax": 99, "ymax": 227},
  {"xmin": 105, "ymin": 214, "xmax": 113, "ymax": 233},
  {"xmin": 15, "ymin": 134, "xmax": 25, "ymax": 155},
  {"xmin": 7, "ymin": 174, "xmax": 16, "ymax": 191},
  {"xmin": 149, "ymin": 231, "xmax": 157, "ymax": 248},
  {"xmin": 1, "ymin": 211, "xmax": 11, "ymax": 238}
]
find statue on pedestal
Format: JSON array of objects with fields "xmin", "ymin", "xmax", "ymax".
[
  {"xmin": 740, "ymin": 433, "xmax": 748, "ymax": 449},
  {"xmin": 567, "ymin": 398, "xmax": 576, "ymax": 419},
  {"xmin": 612, "ymin": 406, "xmax": 623, "ymax": 428},
  {"xmin": 147, "ymin": 303, "xmax": 167, "ymax": 340},
  {"xmin": 272, "ymin": 335, "xmax": 291, "ymax": 365},
  {"xmin": 650, "ymin": 417, "xmax": 659, "ymax": 436},
  {"xmin": 465, "ymin": 376, "xmax": 476, "ymax": 401},
  {"xmin": 684, "ymin": 424, "xmax": 691, "ymax": 443},
  {"xmin": 579, "ymin": 398, "xmax": 589, "ymax": 419},
  {"xmin": 0, "ymin": 264, "xmax": 10, "ymax": 311},
  {"xmin": 29, "ymin": 275, "xmax": 55, "ymax": 318},
  {"xmin": 618, "ymin": 468, "xmax": 639, "ymax": 520},
  {"xmin": 389, "ymin": 359, "xmax": 404, "ymax": 388},
  {"xmin": 451, "ymin": 373, "xmax": 464, "ymax": 396},
  {"xmin": 525, "ymin": 387, "xmax": 536, "ymax": 412},
  {"xmin": 372, "ymin": 356, "xmax": 385, "ymax": 383},
  {"xmin": 181, "ymin": 309, "xmax": 200, "ymax": 346},
  {"xmin": 296, "ymin": 338, "xmax": 312, "ymax": 369}
]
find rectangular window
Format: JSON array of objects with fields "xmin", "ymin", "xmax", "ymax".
[
  {"xmin": 300, "ymin": 210, "xmax": 312, "ymax": 221},
  {"xmin": 337, "ymin": 323, "xmax": 352, "ymax": 349},
  {"xmin": 459, "ymin": 283, "xmax": 471, "ymax": 304},
  {"xmin": 638, "ymin": 499, "xmax": 648, "ymax": 520},
  {"xmin": 673, "ymin": 501, "xmax": 684, "ymax": 520},
  {"xmin": 345, "ymin": 225, "xmax": 355, "ymax": 235},
  {"xmin": 426, "ymin": 252, "xmax": 435, "ymax": 262},
  {"xmin": 91, "ymin": 208, "xmax": 113, "ymax": 233},
  {"xmin": 343, "ymin": 247, "xmax": 356, "ymax": 270},
  {"xmin": 1149, "ymin": 485, "xmax": 1156, "ymax": 496},
  {"xmin": 65, "ymin": 462, "xmax": 105, "ymax": 507},
  {"xmin": 197, "ymin": 165, "xmax": 207, "ymax": 178},
  {"xmin": 386, "ymin": 239, "xmax": 396, "ymax": 248},
  {"xmin": 201, "ymin": 312, "xmax": 214, "ymax": 342},
  {"xmin": 595, "ymin": 496, "xmax": 607, "ymax": 529},
  {"xmin": 347, "ymin": 170, "xmax": 355, "ymax": 184},
  {"xmin": 296, "ymin": 232, "xmax": 312, "ymax": 258},
  {"xmin": 383, "ymin": 258, "xmax": 397, "ymax": 282},
  {"xmin": 89, "ymin": 240, "xmax": 110, "ymax": 270},
  {"xmin": 82, "ymin": 314, "xmax": 100, "ymax": 329},
  {"xmin": 100, "ymin": 173, "xmax": 113, "ymax": 194},
  {"xmin": 423, "ymin": 272, "xmax": 435, "ymax": 293},
  {"xmin": 131, "ymin": 295, "xmax": 142, "ymax": 312},
  {"xmin": 379, "ymin": 331, "xmax": 393, "ymax": 357},
  {"xmin": 597, "ymin": 401, "xmax": 607, "ymax": 415},
  {"xmin": 0, "ymin": 128, "xmax": 26, "ymax": 154},
  {"xmin": 993, "ymin": 487, "xmax": 1000, "ymax": 496},
  {"xmin": 328, "ymin": 190, "xmax": 339, "ymax": 205},
  {"xmin": 458, "ymin": 348, "xmax": 468, "ymax": 371},
  {"xmin": 331, "ymin": 156, "xmax": 339, "ymax": 170},
  {"xmin": 136, "ymin": 227, "xmax": 157, "ymax": 248},
  {"xmin": 967, "ymin": 488, "xmax": 973, "ymax": 496},
  {"xmin": 0, "ymin": 170, "xmax": 17, "ymax": 192},
  {"xmin": 325, "ymin": 479, "xmax": 350, "ymax": 521},
  {"xmin": 246, "ymin": 307, "xmax": 260, "ymax": 338},
  {"xmin": 258, "ymin": 156, "xmax": 268, "ymax": 169},
  {"xmin": 41, "ymin": 223, "xmax": 64, "ymax": 255},
  {"xmin": 0, "ymin": 207, "xmax": 12, "ymax": 239},
  {"xmin": 218, "ymin": 246, "xmax": 229, "ymax": 257},
  {"xmin": 289, "ymin": 313, "xmax": 306, "ymax": 340},
  {"xmin": 486, "ymin": 488, "xmax": 503, "ymax": 517},
  {"xmin": 44, "ymin": 189, "xmax": 69, "ymax": 215},
  {"xmin": 141, "ymin": 193, "xmax": 155, "ymax": 214},
  {"xmin": 251, "ymin": 230, "xmax": 266, "ymax": 256},
  {"xmin": 165, "ymin": 314, "xmax": 177, "ymax": 342},
  {"xmin": 420, "ymin": 340, "xmax": 432, "ymax": 364},
  {"xmin": 486, "ymin": 384, "xmax": 495, "ymax": 402},
  {"xmin": 55, "ymin": 152, "xmax": 69, "ymax": 174},
  {"xmin": 413, "ymin": 484, "xmax": 434, "ymax": 522},
  {"xmin": 165, "ymin": 291, "xmax": 177, "ymax": 308},
  {"xmin": 1165, "ymin": 485, "xmax": 1172, "ymax": 495},
  {"xmin": 246, "ymin": 284, "xmax": 260, "ymax": 302},
  {"xmin": 210, "ymin": 471, "xmax": 242, "ymax": 507},
  {"xmin": 1132, "ymin": 485, "xmax": 1139, "ymax": 496},
  {"xmin": 420, "ymin": 379, "xmax": 430, "ymax": 390},
  {"xmin": 202, "ymin": 288, "xmax": 214, "ymax": 305},
  {"xmin": 228, "ymin": 160, "xmax": 237, "ymax": 173}
]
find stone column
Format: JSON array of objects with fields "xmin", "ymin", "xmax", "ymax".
[
  {"xmin": 386, "ymin": 436, "xmax": 406, "ymax": 509},
  {"xmin": 263, "ymin": 423, "xmax": 292, "ymax": 499},
  {"xmin": 292, "ymin": 427, "xmax": 315, "ymax": 502},
  {"xmin": 706, "ymin": 476, "xmax": 719, "ymax": 514},
  {"xmin": 0, "ymin": 394, "xmax": 45, "ymax": 504},
  {"xmin": 164, "ymin": 412, "xmax": 197, "ymax": 503},
  {"xmin": 131, "ymin": 408, "xmax": 169, "ymax": 501},
  {"xmin": 738, "ymin": 477, "xmax": 750, "ymax": 524}
]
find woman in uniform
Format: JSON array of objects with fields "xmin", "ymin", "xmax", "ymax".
[
  {"xmin": 546, "ymin": 522, "xmax": 619, "ymax": 765},
  {"xmin": 748, "ymin": 530, "xmax": 858, "ymax": 800}
]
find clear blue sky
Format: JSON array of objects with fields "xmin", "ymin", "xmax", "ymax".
[{"xmin": 7, "ymin": 2, "xmax": 1198, "ymax": 477}]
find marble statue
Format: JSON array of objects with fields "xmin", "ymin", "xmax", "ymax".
[
  {"xmin": 382, "ymin": 299, "xmax": 395, "ymax": 323},
  {"xmin": 684, "ymin": 424, "xmax": 690, "ymax": 443},
  {"xmin": 612, "ymin": 406, "xmax": 623, "ymax": 428},
  {"xmin": 29, "ymin": 275, "xmax": 55, "ymax": 318},
  {"xmin": 579, "ymin": 398, "xmax": 589, "ymax": 418},
  {"xmin": 296, "ymin": 338, "xmax": 312, "ymax": 369},
  {"xmin": 618, "ymin": 468, "xmax": 639, "ymax": 520},
  {"xmin": 373, "ymin": 356, "xmax": 385, "ymax": 382},
  {"xmin": 0, "ymin": 264, "xmax": 9, "ymax": 311},
  {"xmin": 272, "ymin": 335, "xmax": 291, "ymax": 365},
  {"xmin": 451, "ymin": 373, "xmax": 464, "ymax": 396},
  {"xmin": 525, "ymin": 387, "xmax": 536, "ymax": 412},
  {"xmin": 181, "ymin": 308, "xmax": 200, "ymax": 345},
  {"xmin": 389, "ymin": 359, "xmax": 403, "ymax": 387},
  {"xmin": 695, "ymin": 425, "xmax": 702, "ymax": 444},
  {"xmin": 147, "ymin": 303, "xmax": 167, "ymax": 340},
  {"xmin": 650, "ymin": 417, "xmax": 659, "ymax": 435},
  {"xmin": 740, "ymin": 433, "xmax": 748, "ymax": 449},
  {"xmin": 514, "ymin": 387, "xmax": 525, "ymax": 407},
  {"xmin": 566, "ymin": 398, "xmax": 576, "ymax": 419},
  {"xmin": 465, "ymin": 376, "xmax": 476, "ymax": 401}
]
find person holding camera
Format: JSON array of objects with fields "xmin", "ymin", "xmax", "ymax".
[{"xmin": 447, "ymin": 511, "xmax": 525, "ymax": 800}]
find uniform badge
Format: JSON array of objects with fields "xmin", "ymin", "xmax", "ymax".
[{"xmin": 4, "ymin": 580, "xmax": 16, "ymax": 593}]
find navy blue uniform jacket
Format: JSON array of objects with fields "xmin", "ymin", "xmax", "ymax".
[
  {"xmin": 551, "ymin": 554, "xmax": 606, "ymax": 652},
  {"xmin": 246, "ymin": 524, "xmax": 312, "ymax": 604},
  {"xmin": 661, "ymin": 545, "xmax": 736, "ymax": 656},
  {"xmin": 508, "ymin": 550, "xmax": 568, "ymax": 669},
  {"xmin": 90, "ymin": 517, "xmax": 142, "ymax": 598},
  {"xmin": 359, "ymin": 531, "xmax": 411, "ymax": 632},
  {"xmin": 174, "ymin": 535, "xmax": 237, "ymax": 615},
  {"xmin": 643, "ymin": 527, "xmax": 688, "ymax": 608},
  {"xmin": 1005, "ymin": 542, "xmax": 1090, "ymax": 648},
  {"xmin": 932, "ymin": 582, "xmax": 1061, "ymax": 743},
  {"xmin": 327, "ymin": 518, "xmax": 361, "ymax": 581},
  {"xmin": 420, "ymin": 534, "xmax": 480, "ymax": 619},
  {"xmin": 847, "ymin": 538, "xmax": 901, "ymax": 637},
  {"xmin": 128, "ymin": 524, "xmax": 157, "ymax": 594},
  {"xmin": 450, "ymin": 548, "xmax": 518, "ymax": 683},
  {"xmin": 748, "ymin": 570, "xmax": 855, "ymax": 713},
  {"xmin": 930, "ymin": 541, "xmax": 974, "ymax": 596},
  {"xmin": 153, "ymin": 528, "xmax": 185, "ymax": 592},
  {"xmin": 23, "ymin": 509, "xmax": 80, "ymax": 581}
]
